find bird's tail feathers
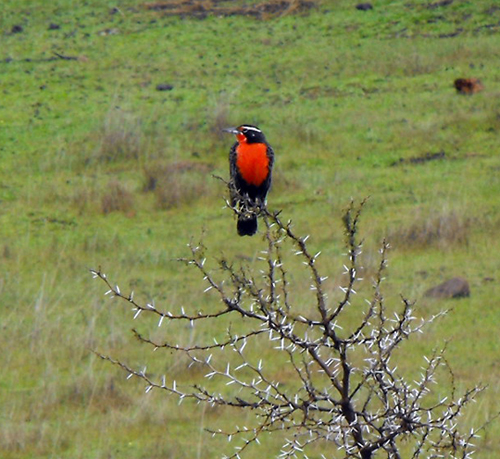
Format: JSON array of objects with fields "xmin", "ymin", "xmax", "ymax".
[{"xmin": 237, "ymin": 214, "xmax": 258, "ymax": 236}]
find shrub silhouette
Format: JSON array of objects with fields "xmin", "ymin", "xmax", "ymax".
[{"xmin": 93, "ymin": 200, "xmax": 485, "ymax": 458}]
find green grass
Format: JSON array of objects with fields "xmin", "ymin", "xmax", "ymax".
[{"xmin": 2, "ymin": 0, "xmax": 500, "ymax": 457}]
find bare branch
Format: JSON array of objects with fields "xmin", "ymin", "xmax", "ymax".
[{"xmin": 92, "ymin": 200, "xmax": 488, "ymax": 458}]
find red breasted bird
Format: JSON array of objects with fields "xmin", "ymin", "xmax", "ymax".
[{"xmin": 224, "ymin": 125, "xmax": 274, "ymax": 236}]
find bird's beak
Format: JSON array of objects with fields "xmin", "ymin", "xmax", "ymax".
[{"xmin": 222, "ymin": 127, "xmax": 239, "ymax": 135}]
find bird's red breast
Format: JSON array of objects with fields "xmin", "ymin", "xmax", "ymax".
[{"xmin": 235, "ymin": 141, "xmax": 270, "ymax": 187}]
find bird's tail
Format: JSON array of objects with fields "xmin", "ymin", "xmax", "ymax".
[{"xmin": 237, "ymin": 214, "xmax": 258, "ymax": 236}]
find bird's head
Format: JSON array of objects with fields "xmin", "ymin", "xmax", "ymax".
[{"xmin": 223, "ymin": 125, "xmax": 266, "ymax": 144}]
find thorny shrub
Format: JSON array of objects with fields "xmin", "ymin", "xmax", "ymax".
[{"xmin": 93, "ymin": 200, "xmax": 488, "ymax": 458}]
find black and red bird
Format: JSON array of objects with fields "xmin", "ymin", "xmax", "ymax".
[{"xmin": 224, "ymin": 125, "xmax": 274, "ymax": 236}]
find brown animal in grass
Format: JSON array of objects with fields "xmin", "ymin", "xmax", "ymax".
[{"xmin": 454, "ymin": 78, "xmax": 484, "ymax": 95}]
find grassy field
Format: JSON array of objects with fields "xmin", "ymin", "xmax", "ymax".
[{"xmin": 2, "ymin": 0, "xmax": 500, "ymax": 457}]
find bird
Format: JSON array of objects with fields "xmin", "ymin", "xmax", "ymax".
[
  {"xmin": 454, "ymin": 78, "xmax": 484, "ymax": 95},
  {"xmin": 223, "ymin": 124, "xmax": 274, "ymax": 236}
]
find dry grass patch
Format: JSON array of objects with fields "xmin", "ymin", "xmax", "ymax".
[
  {"xmin": 388, "ymin": 209, "xmax": 470, "ymax": 250},
  {"xmin": 60, "ymin": 375, "xmax": 133, "ymax": 414},
  {"xmin": 0, "ymin": 421, "xmax": 49, "ymax": 455},
  {"xmin": 270, "ymin": 169, "xmax": 303, "ymax": 196},
  {"xmin": 72, "ymin": 180, "xmax": 135, "ymax": 216},
  {"xmin": 72, "ymin": 186, "xmax": 99, "ymax": 215},
  {"xmin": 143, "ymin": 160, "xmax": 215, "ymax": 210},
  {"xmin": 209, "ymin": 96, "xmax": 231, "ymax": 141},
  {"xmin": 101, "ymin": 180, "xmax": 135, "ymax": 215},
  {"xmin": 89, "ymin": 109, "xmax": 146, "ymax": 164},
  {"xmin": 144, "ymin": 0, "xmax": 318, "ymax": 19}
]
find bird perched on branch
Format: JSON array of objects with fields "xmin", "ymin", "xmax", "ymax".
[{"xmin": 224, "ymin": 125, "xmax": 274, "ymax": 236}]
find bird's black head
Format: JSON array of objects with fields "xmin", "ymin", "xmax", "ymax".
[{"xmin": 223, "ymin": 125, "xmax": 267, "ymax": 144}]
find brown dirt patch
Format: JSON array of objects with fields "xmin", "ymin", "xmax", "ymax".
[
  {"xmin": 144, "ymin": 0, "xmax": 318, "ymax": 19},
  {"xmin": 391, "ymin": 151, "xmax": 446, "ymax": 166}
]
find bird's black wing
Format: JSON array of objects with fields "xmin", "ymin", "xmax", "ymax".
[
  {"xmin": 229, "ymin": 142, "xmax": 238, "ymax": 179},
  {"xmin": 228, "ymin": 142, "xmax": 239, "ymax": 207},
  {"xmin": 260, "ymin": 143, "xmax": 274, "ymax": 200}
]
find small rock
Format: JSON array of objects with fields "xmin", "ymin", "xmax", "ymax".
[
  {"xmin": 11, "ymin": 24, "xmax": 23, "ymax": 34},
  {"xmin": 356, "ymin": 3, "xmax": 373, "ymax": 11},
  {"xmin": 48, "ymin": 23, "xmax": 60, "ymax": 30},
  {"xmin": 424, "ymin": 277, "xmax": 470, "ymax": 299},
  {"xmin": 156, "ymin": 83, "xmax": 174, "ymax": 91},
  {"xmin": 98, "ymin": 28, "xmax": 119, "ymax": 36}
]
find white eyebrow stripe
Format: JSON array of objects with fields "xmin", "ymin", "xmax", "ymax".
[{"xmin": 241, "ymin": 126, "xmax": 262, "ymax": 132}]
